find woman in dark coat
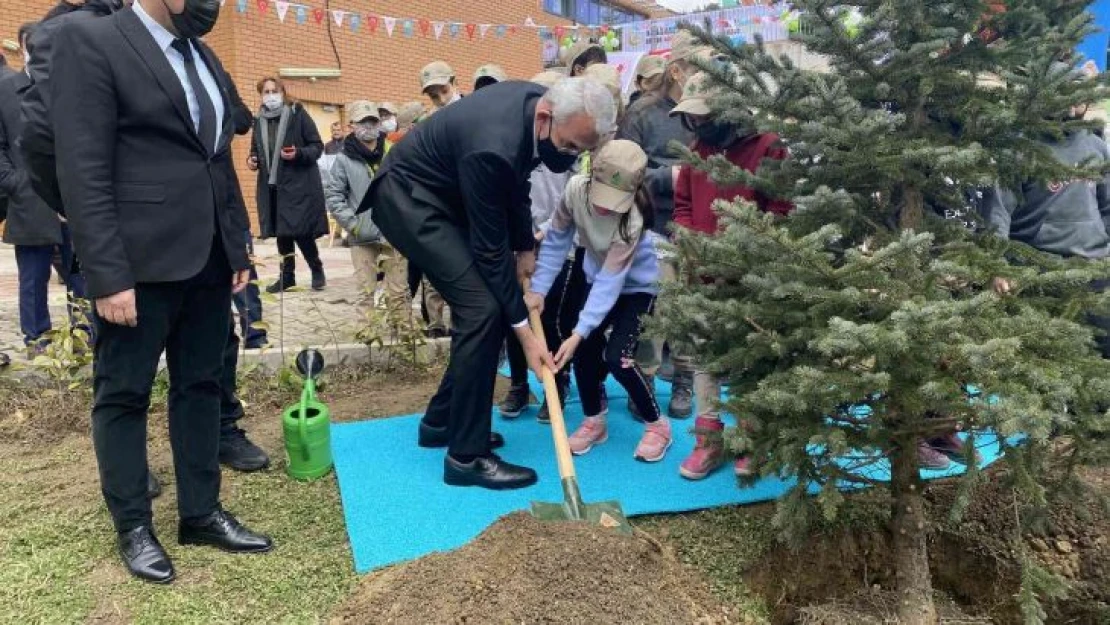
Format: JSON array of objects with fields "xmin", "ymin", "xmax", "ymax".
[{"xmin": 248, "ymin": 77, "xmax": 329, "ymax": 292}]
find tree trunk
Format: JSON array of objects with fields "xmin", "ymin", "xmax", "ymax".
[
  {"xmin": 899, "ymin": 185, "xmax": 924, "ymax": 232},
  {"xmin": 891, "ymin": 433, "xmax": 938, "ymax": 624}
]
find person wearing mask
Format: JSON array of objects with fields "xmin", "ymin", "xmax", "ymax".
[
  {"xmin": 249, "ymin": 77, "xmax": 329, "ymax": 293},
  {"xmin": 421, "ymin": 60, "xmax": 462, "ymax": 110},
  {"xmin": 51, "ymin": 0, "xmax": 273, "ymax": 583},
  {"xmin": 629, "ymin": 54, "xmax": 666, "ymax": 107},
  {"xmin": 618, "ymin": 30, "xmax": 712, "ymax": 420},
  {"xmin": 378, "ymin": 102, "xmax": 399, "ymax": 136},
  {"xmin": 560, "ymin": 40, "xmax": 608, "ymax": 77},
  {"xmin": 359, "ymin": 77, "xmax": 614, "ymax": 490},
  {"xmin": 669, "ymin": 72, "xmax": 792, "ymax": 479},
  {"xmin": 324, "ymin": 121, "xmax": 344, "ymax": 155},
  {"xmin": 0, "ymin": 22, "xmax": 72, "ymax": 358},
  {"xmin": 325, "ymin": 101, "xmax": 406, "ymax": 321},
  {"xmin": 526, "ymin": 141, "xmax": 668, "ymax": 461},
  {"xmin": 473, "ymin": 63, "xmax": 508, "ymax": 91}
]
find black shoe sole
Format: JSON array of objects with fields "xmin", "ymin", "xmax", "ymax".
[
  {"xmin": 219, "ymin": 458, "xmax": 271, "ymax": 473},
  {"xmin": 128, "ymin": 569, "xmax": 176, "ymax": 584},
  {"xmin": 178, "ymin": 536, "xmax": 274, "ymax": 554},
  {"xmin": 443, "ymin": 472, "xmax": 538, "ymax": 490},
  {"xmin": 498, "ymin": 406, "xmax": 528, "ymax": 418}
]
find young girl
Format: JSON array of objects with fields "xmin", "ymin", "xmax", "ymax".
[{"xmin": 525, "ymin": 140, "xmax": 668, "ymax": 462}]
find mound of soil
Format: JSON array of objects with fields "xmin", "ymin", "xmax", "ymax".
[{"xmin": 331, "ymin": 513, "xmax": 735, "ymax": 624}]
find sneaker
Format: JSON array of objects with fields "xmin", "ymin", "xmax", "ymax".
[
  {"xmin": 733, "ymin": 455, "xmax": 754, "ymax": 477},
  {"xmin": 668, "ymin": 371, "xmax": 694, "ymax": 419},
  {"xmin": 310, "ymin": 267, "xmax": 327, "ymax": 291},
  {"xmin": 537, "ymin": 375, "xmax": 569, "ymax": 425},
  {"xmin": 219, "ymin": 428, "xmax": 271, "ymax": 472},
  {"xmin": 679, "ymin": 416, "xmax": 726, "ymax": 480},
  {"xmin": 498, "ymin": 383, "xmax": 531, "ymax": 418},
  {"xmin": 568, "ymin": 416, "xmax": 608, "ymax": 455},
  {"xmin": 634, "ymin": 418, "xmax": 673, "ymax": 462},
  {"xmin": 917, "ymin": 440, "xmax": 951, "ymax": 470},
  {"xmin": 929, "ymin": 432, "xmax": 983, "ymax": 465}
]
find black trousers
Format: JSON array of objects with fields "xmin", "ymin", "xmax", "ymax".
[
  {"xmin": 535, "ymin": 248, "xmax": 590, "ymax": 389},
  {"xmin": 276, "ymin": 235, "xmax": 321, "ymax": 276},
  {"xmin": 573, "ymin": 290, "xmax": 660, "ymax": 422},
  {"xmin": 91, "ymin": 240, "xmax": 232, "ymax": 531},
  {"xmin": 220, "ymin": 318, "xmax": 245, "ymax": 432},
  {"xmin": 370, "ymin": 175, "xmax": 504, "ymax": 457}
]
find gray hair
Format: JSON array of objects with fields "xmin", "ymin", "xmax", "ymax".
[{"xmin": 542, "ymin": 77, "xmax": 618, "ymax": 137}]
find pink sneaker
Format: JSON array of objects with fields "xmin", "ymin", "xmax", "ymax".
[
  {"xmin": 930, "ymin": 432, "xmax": 983, "ymax": 465},
  {"xmin": 918, "ymin": 440, "xmax": 951, "ymax": 470},
  {"xmin": 679, "ymin": 416, "xmax": 726, "ymax": 480},
  {"xmin": 634, "ymin": 418, "xmax": 673, "ymax": 462},
  {"xmin": 734, "ymin": 455, "xmax": 753, "ymax": 477},
  {"xmin": 568, "ymin": 416, "xmax": 608, "ymax": 455}
]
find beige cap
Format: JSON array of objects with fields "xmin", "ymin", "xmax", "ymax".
[
  {"xmin": 583, "ymin": 64, "xmax": 624, "ymax": 117},
  {"xmin": 473, "ymin": 63, "xmax": 508, "ymax": 84},
  {"xmin": 669, "ymin": 72, "xmax": 718, "ymax": 117},
  {"xmin": 560, "ymin": 40, "xmax": 605, "ymax": 70},
  {"xmin": 669, "ymin": 30, "xmax": 712, "ymax": 64},
  {"xmin": 635, "ymin": 54, "xmax": 666, "ymax": 79},
  {"xmin": 397, "ymin": 101, "xmax": 426, "ymax": 127},
  {"xmin": 420, "ymin": 61, "xmax": 455, "ymax": 91},
  {"xmin": 378, "ymin": 101, "xmax": 398, "ymax": 116},
  {"xmin": 530, "ymin": 70, "xmax": 564, "ymax": 88},
  {"xmin": 589, "ymin": 140, "xmax": 647, "ymax": 214},
  {"xmin": 347, "ymin": 100, "xmax": 380, "ymax": 123}
]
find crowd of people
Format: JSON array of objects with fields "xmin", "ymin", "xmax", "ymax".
[{"xmin": 1, "ymin": 0, "xmax": 1107, "ymax": 587}]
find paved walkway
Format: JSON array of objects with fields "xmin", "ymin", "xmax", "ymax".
[{"xmin": 0, "ymin": 238, "xmax": 417, "ymax": 357}]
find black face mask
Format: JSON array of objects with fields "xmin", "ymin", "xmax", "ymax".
[
  {"xmin": 164, "ymin": 0, "xmax": 221, "ymax": 39},
  {"xmin": 537, "ymin": 118, "xmax": 579, "ymax": 173},
  {"xmin": 695, "ymin": 121, "xmax": 737, "ymax": 147}
]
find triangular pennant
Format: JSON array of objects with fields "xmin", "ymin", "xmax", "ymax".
[
  {"xmin": 419, "ymin": 19, "xmax": 431, "ymax": 37},
  {"xmin": 236, "ymin": 0, "xmax": 247, "ymax": 13},
  {"xmin": 312, "ymin": 8, "xmax": 325, "ymax": 24},
  {"xmin": 367, "ymin": 14, "xmax": 378, "ymax": 33},
  {"xmin": 349, "ymin": 13, "xmax": 361, "ymax": 32},
  {"xmin": 332, "ymin": 9, "xmax": 345, "ymax": 27},
  {"xmin": 433, "ymin": 21, "xmax": 445, "ymax": 39},
  {"xmin": 599, "ymin": 24, "xmax": 609, "ymax": 35},
  {"xmin": 449, "ymin": 23, "xmax": 461, "ymax": 38},
  {"xmin": 402, "ymin": 19, "xmax": 414, "ymax": 38},
  {"xmin": 384, "ymin": 16, "xmax": 396, "ymax": 36},
  {"xmin": 479, "ymin": 24, "xmax": 491, "ymax": 38},
  {"xmin": 274, "ymin": 0, "xmax": 289, "ymax": 23},
  {"xmin": 294, "ymin": 5, "xmax": 306, "ymax": 23},
  {"xmin": 524, "ymin": 17, "xmax": 537, "ymax": 27},
  {"xmin": 465, "ymin": 23, "xmax": 476, "ymax": 39},
  {"xmin": 256, "ymin": 0, "xmax": 267, "ymax": 13},
  {"xmin": 554, "ymin": 25, "xmax": 565, "ymax": 39},
  {"xmin": 509, "ymin": 25, "xmax": 519, "ymax": 35},
  {"xmin": 495, "ymin": 24, "xmax": 507, "ymax": 38}
]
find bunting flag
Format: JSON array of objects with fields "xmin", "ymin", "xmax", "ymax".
[
  {"xmin": 495, "ymin": 24, "xmax": 507, "ymax": 38},
  {"xmin": 295, "ymin": 5, "xmax": 306, "ymax": 24},
  {"xmin": 312, "ymin": 8, "xmax": 324, "ymax": 24},
  {"xmin": 332, "ymin": 9, "xmax": 344, "ymax": 26},
  {"xmin": 236, "ymin": 0, "xmax": 247, "ymax": 13},
  {"xmin": 403, "ymin": 19, "xmax": 414, "ymax": 38},
  {"xmin": 434, "ymin": 21, "xmax": 445, "ymax": 40},
  {"xmin": 367, "ymin": 14, "xmax": 378, "ymax": 33},
  {"xmin": 256, "ymin": 0, "xmax": 267, "ymax": 13},
  {"xmin": 449, "ymin": 23, "xmax": 461, "ymax": 38},
  {"xmin": 349, "ymin": 13, "xmax": 360, "ymax": 32},
  {"xmin": 465, "ymin": 23, "xmax": 477, "ymax": 39},
  {"xmin": 419, "ymin": 18, "xmax": 431, "ymax": 37},
  {"xmin": 274, "ymin": 0, "xmax": 289, "ymax": 22},
  {"xmin": 479, "ymin": 24, "xmax": 491, "ymax": 39},
  {"xmin": 384, "ymin": 16, "xmax": 396, "ymax": 37}
]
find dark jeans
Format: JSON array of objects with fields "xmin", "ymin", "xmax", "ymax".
[
  {"xmin": 91, "ymin": 240, "xmax": 231, "ymax": 531},
  {"xmin": 276, "ymin": 235, "xmax": 322, "ymax": 277},
  {"xmin": 15, "ymin": 244, "xmax": 53, "ymax": 346},
  {"xmin": 573, "ymin": 290, "xmax": 660, "ymax": 422},
  {"xmin": 232, "ymin": 231, "xmax": 265, "ymax": 345}
]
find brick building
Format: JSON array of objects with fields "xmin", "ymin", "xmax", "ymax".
[{"xmin": 1, "ymin": 0, "xmax": 672, "ymax": 229}]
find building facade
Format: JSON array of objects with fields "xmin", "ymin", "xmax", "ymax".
[{"xmin": 2, "ymin": 0, "xmax": 669, "ymax": 230}]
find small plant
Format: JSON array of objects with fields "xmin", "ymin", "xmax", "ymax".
[
  {"xmin": 354, "ymin": 290, "xmax": 428, "ymax": 370},
  {"xmin": 28, "ymin": 297, "xmax": 94, "ymax": 393}
]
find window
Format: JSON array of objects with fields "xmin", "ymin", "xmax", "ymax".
[{"xmin": 547, "ymin": 0, "xmax": 645, "ymax": 25}]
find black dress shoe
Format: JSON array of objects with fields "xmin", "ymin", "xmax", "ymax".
[
  {"xmin": 444, "ymin": 454, "xmax": 538, "ymax": 490},
  {"xmin": 148, "ymin": 472, "xmax": 163, "ymax": 499},
  {"xmin": 418, "ymin": 421, "xmax": 504, "ymax": 449},
  {"xmin": 219, "ymin": 428, "xmax": 271, "ymax": 472},
  {"xmin": 179, "ymin": 509, "xmax": 273, "ymax": 553},
  {"xmin": 118, "ymin": 526, "xmax": 175, "ymax": 584}
]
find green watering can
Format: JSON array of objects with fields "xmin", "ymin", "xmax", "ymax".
[{"xmin": 282, "ymin": 349, "xmax": 333, "ymax": 481}]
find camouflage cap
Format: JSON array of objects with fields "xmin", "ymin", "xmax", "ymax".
[
  {"xmin": 347, "ymin": 100, "xmax": 379, "ymax": 123},
  {"xmin": 634, "ymin": 54, "xmax": 666, "ymax": 79},
  {"xmin": 420, "ymin": 60, "xmax": 455, "ymax": 91},
  {"xmin": 588, "ymin": 140, "xmax": 647, "ymax": 214},
  {"xmin": 473, "ymin": 63, "xmax": 509, "ymax": 84}
]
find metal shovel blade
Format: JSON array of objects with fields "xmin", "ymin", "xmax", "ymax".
[{"xmin": 530, "ymin": 477, "xmax": 633, "ymax": 535}]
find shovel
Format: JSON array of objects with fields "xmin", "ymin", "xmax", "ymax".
[{"xmin": 523, "ymin": 282, "xmax": 632, "ymax": 534}]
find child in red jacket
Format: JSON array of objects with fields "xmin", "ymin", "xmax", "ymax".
[{"xmin": 670, "ymin": 71, "xmax": 792, "ymax": 480}]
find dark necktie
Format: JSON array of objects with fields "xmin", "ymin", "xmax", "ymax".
[{"xmin": 170, "ymin": 38, "xmax": 217, "ymax": 155}]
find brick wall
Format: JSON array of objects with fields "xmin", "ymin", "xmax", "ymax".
[{"xmin": 3, "ymin": 0, "xmax": 658, "ymax": 231}]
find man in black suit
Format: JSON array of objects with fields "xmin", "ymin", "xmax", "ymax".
[
  {"xmin": 51, "ymin": 0, "xmax": 272, "ymax": 583},
  {"xmin": 360, "ymin": 77, "xmax": 616, "ymax": 490}
]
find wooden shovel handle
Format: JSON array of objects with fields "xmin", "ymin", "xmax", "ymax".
[{"xmin": 523, "ymin": 281, "xmax": 577, "ymax": 482}]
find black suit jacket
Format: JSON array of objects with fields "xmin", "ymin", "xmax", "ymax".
[
  {"xmin": 51, "ymin": 8, "xmax": 250, "ymax": 299},
  {"xmin": 0, "ymin": 70, "xmax": 61, "ymax": 247},
  {"xmin": 360, "ymin": 80, "xmax": 543, "ymax": 324}
]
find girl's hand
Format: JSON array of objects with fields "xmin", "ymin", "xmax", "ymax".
[
  {"xmin": 554, "ymin": 333, "xmax": 583, "ymax": 371},
  {"xmin": 524, "ymin": 292, "xmax": 545, "ymax": 316}
]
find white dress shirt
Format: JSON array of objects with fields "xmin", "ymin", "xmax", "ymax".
[{"xmin": 133, "ymin": 1, "xmax": 225, "ymax": 152}]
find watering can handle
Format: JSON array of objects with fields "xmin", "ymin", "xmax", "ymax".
[
  {"xmin": 522, "ymin": 279, "xmax": 577, "ymax": 483},
  {"xmin": 299, "ymin": 379, "xmax": 314, "ymax": 460}
]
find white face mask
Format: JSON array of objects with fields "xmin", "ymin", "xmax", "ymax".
[
  {"xmin": 380, "ymin": 118, "xmax": 397, "ymax": 133},
  {"xmin": 353, "ymin": 123, "xmax": 379, "ymax": 142},
  {"xmin": 262, "ymin": 94, "xmax": 283, "ymax": 111}
]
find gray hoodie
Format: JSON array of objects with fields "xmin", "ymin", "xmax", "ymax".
[{"xmin": 982, "ymin": 130, "xmax": 1110, "ymax": 259}]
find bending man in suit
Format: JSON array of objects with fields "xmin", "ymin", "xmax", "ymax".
[
  {"xmin": 51, "ymin": 0, "xmax": 272, "ymax": 584},
  {"xmin": 359, "ymin": 77, "xmax": 616, "ymax": 490}
]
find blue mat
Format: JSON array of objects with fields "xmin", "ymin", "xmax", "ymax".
[{"xmin": 332, "ymin": 374, "xmax": 1008, "ymax": 573}]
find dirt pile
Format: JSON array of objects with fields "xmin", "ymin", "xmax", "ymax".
[{"xmin": 331, "ymin": 512, "xmax": 735, "ymax": 624}]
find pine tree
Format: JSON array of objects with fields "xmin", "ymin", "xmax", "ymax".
[{"xmin": 657, "ymin": 2, "xmax": 1110, "ymax": 621}]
